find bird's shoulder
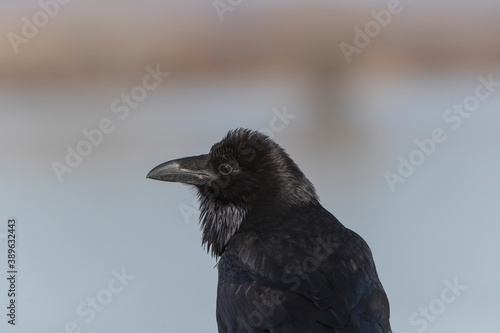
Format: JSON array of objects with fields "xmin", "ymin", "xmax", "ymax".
[
  {"xmin": 216, "ymin": 204, "xmax": 391, "ymax": 332},
  {"xmin": 219, "ymin": 204, "xmax": 360, "ymax": 278}
]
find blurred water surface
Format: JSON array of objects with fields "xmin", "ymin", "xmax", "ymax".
[{"xmin": 1, "ymin": 69, "xmax": 499, "ymax": 332}]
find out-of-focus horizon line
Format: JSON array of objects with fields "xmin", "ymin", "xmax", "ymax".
[{"xmin": 1, "ymin": 3, "xmax": 500, "ymax": 84}]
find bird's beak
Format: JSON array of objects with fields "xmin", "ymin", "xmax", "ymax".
[{"xmin": 147, "ymin": 154, "xmax": 213, "ymax": 186}]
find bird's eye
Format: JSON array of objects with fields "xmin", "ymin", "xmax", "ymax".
[{"xmin": 218, "ymin": 164, "xmax": 233, "ymax": 175}]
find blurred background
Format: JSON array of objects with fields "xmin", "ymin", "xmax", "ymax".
[{"xmin": 1, "ymin": 0, "xmax": 499, "ymax": 332}]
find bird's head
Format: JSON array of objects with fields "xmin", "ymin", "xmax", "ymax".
[{"xmin": 147, "ymin": 128, "xmax": 318, "ymax": 256}]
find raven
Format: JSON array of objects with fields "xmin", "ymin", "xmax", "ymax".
[{"xmin": 147, "ymin": 129, "xmax": 391, "ymax": 333}]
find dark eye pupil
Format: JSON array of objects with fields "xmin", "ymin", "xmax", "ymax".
[{"xmin": 219, "ymin": 164, "xmax": 232, "ymax": 175}]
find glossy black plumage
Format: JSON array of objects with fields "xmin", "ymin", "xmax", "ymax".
[{"xmin": 147, "ymin": 129, "xmax": 391, "ymax": 333}]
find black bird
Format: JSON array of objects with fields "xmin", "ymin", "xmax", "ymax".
[{"xmin": 147, "ymin": 129, "xmax": 391, "ymax": 333}]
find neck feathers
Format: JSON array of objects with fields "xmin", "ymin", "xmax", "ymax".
[{"xmin": 199, "ymin": 199, "xmax": 247, "ymax": 257}]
